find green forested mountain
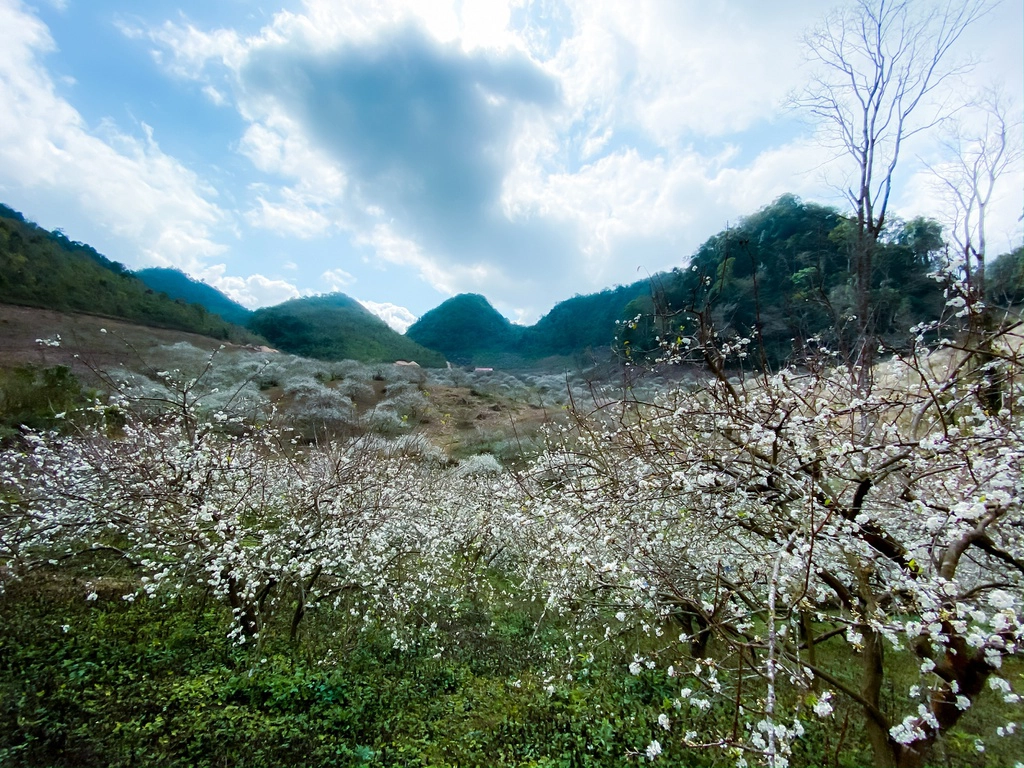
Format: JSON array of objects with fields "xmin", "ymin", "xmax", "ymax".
[
  {"xmin": 249, "ymin": 293, "xmax": 446, "ymax": 366},
  {"xmin": 405, "ymin": 286, "xmax": 653, "ymax": 367},
  {"xmin": 520, "ymin": 281, "xmax": 652, "ymax": 358},
  {"xmin": 406, "ymin": 293, "xmax": 521, "ymax": 364},
  {"xmin": 618, "ymin": 194, "xmax": 948, "ymax": 364},
  {"xmin": 407, "ymin": 195, "xmax": 958, "ymax": 368},
  {"xmin": 136, "ymin": 267, "xmax": 253, "ymax": 326},
  {"xmin": 0, "ymin": 204, "xmax": 255, "ymax": 342},
  {"xmin": 7, "ymin": 197, "xmax": 1007, "ymax": 371}
]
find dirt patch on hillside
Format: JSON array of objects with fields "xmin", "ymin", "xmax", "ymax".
[
  {"xmin": 0, "ymin": 304, "xmax": 561, "ymax": 462},
  {"xmin": 0, "ymin": 304, "xmax": 233, "ymax": 381},
  {"xmin": 413, "ymin": 384, "xmax": 554, "ymax": 459}
]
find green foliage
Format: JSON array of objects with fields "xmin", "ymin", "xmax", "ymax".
[
  {"xmin": 522, "ymin": 282, "xmax": 652, "ymax": 359},
  {"xmin": 0, "ymin": 204, "xmax": 257, "ymax": 343},
  {"xmin": 3, "ymin": 578, "xmax": 1016, "ymax": 767},
  {"xmin": 249, "ymin": 294, "xmax": 446, "ymax": 366},
  {"xmin": 987, "ymin": 245, "xmax": 1024, "ymax": 306},
  {"xmin": 135, "ymin": 268, "xmax": 254, "ymax": 326},
  {"xmin": 407, "ymin": 294, "xmax": 522, "ymax": 365},
  {"xmin": 406, "ymin": 196, "xmax": 948, "ymax": 370},
  {"xmin": 406, "ymin": 286, "xmax": 652, "ymax": 367},
  {"xmin": 0, "ymin": 365, "xmax": 90, "ymax": 440},
  {"xmin": 622, "ymin": 194, "xmax": 946, "ymax": 365},
  {"xmin": 0, "ymin": 580, "xmax": 698, "ymax": 768}
]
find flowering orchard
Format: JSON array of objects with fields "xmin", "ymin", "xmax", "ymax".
[
  {"xmin": 513, "ymin": 309, "xmax": 1024, "ymax": 766},
  {"xmin": 2, "ymin": 313, "xmax": 1023, "ymax": 766},
  {"xmin": 0, "ymin": 361, "xmax": 515, "ymax": 651}
]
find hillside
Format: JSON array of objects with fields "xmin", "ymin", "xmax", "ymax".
[
  {"xmin": 4, "ymin": 196, "xmax": 997, "ymax": 372},
  {"xmin": 614, "ymin": 194, "xmax": 948, "ymax": 365},
  {"xmin": 520, "ymin": 281, "xmax": 652, "ymax": 358},
  {"xmin": 405, "ymin": 196, "xmax": 959, "ymax": 368},
  {"xmin": 0, "ymin": 204, "xmax": 256, "ymax": 343},
  {"xmin": 0, "ymin": 302, "xmax": 559, "ymax": 453},
  {"xmin": 405, "ymin": 285, "xmax": 653, "ymax": 367},
  {"xmin": 136, "ymin": 267, "xmax": 253, "ymax": 325},
  {"xmin": 249, "ymin": 293, "xmax": 446, "ymax": 366},
  {"xmin": 406, "ymin": 293, "xmax": 521, "ymax": 365}
]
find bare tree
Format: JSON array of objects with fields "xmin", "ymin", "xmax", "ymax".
[
  {"xmin": 927, "ymin": 90, "xmax": 1024, "ymax": 412},
  {"xmin": 796, "ymin": 0, "xmax": 989, "ymax": 376},
  {"xmin": 929, "ymin": 89, "xmax": 1023, "ymax": 308}
]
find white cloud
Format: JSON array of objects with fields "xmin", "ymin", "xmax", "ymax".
[
  {"xmin": 238, "ymin": 117, "xmax": 346, "ymax": 197},
  {"xmin": 502, "ymin": 138, "xmax": 834, "ymax": 284},
  {"xmin": 355, "ymin": 222, "xmax": 497, "ymax": 297},
  {"xmin": 0, "ymin": 1, "xmax": 227, "ymax": 273},
  {"xmin": 355, "ymin": 223, "xmax": 456, "ymax": 294},
  {"xmin": 359, "ymin": 299, "xmax": 418, "ymax": 333},
  {"xmin": 238, "ymin": 114, "xmax": 348, "ymax": 238},
  {"xmin": 201, "ymin": 265, "xmax": 303, "ymax": 308},
  {"xmin": 713, "ymin": 138, "xmax": 835, "ymax": 212},
  {"xmin": 246, "ymin": 194, "xmax": 332, "ymax": 239},
  {"xmin": 322, "ymin": 268, "xmax": 355, "ymax": 290},
  {"xmin": 246, "ymin": 0, "xmax": 519, "ymax": 54},
  {"xmin": 201, "ymin": 85, "xmax": 227, "ymax": 106},
  {"xmin": 118, "ymin": 18, "xmax": 246, "ymax": 80},
  {"xmin": 121, "ymin": 0, "xmax": 1022, "ymax": 320},
  {"xmin": 548, "ymin": 0, "xmax": 811, "ymax": 144}
]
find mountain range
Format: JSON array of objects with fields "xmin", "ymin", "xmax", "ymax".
[
  {"xmin": 134, "ymin": 267, "xmax": 254, "ymax": 326},
  {"xmin": 0, "ymin": 203, "xmax": 255, "ymax": 344},
  {"xmin": 3, "ymin": 198, "xmax": 1021, "ymax": 369}
]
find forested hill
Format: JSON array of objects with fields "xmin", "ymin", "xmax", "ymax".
[
  {"xmin": 0, "ymin": 204, "xmax": 256, "ymax": 343},
  {"xmin": 406, "ymin": 294, "xmax": 521, "ymax": 365},
  {"xmin": 409, "ymin": 194, "xmax": 978, "ymax": 368},
  {"xmin": 405, "ymin": 195, "xmax": 1024, "ymax": 370},
  {"xmin": 405, "ymin": 283, "xmax": 653, "ymax": 367},
  {"xmin": 136, "ymin": 268, "xmax": 253, "ymax": 326},
  {"xmin": 618, "ymin": 194, "xmax": 948, "ymax": 363},
  {"xmin": 7, "ymin": 197, "xmax": 1018, "ymax": 369},
  {"xmin": 520, "ymin": 281, "xmax": 652, "ymax": 358},
  {"xmin": 249, "ymin": 293, "xmax": 447, "ymax": 367}
]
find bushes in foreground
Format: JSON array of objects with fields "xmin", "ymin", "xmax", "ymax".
[
  {"xmin": 0, "ymin": 579, "xmax": 704, "ymax": 768},
  {"xmin": 1, "ymin": 578, "xmax": 1019, "ymax": 767}
]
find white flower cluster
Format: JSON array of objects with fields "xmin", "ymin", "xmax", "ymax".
[{"xmin": 514, "ymin": 321, "xmax": 1024, "ymax": 765}]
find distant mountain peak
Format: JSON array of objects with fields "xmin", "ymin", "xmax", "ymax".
[
  {"xmin": 248, "ymin": 293, "xmax": 445, "ymax": 366},
  {"xmin": 135, "ymin": 267, "xmax": 253, "ymax": 326},
  {"xmin": 406, "ymin": 293, "xmax": 518, "ymax": 365}
]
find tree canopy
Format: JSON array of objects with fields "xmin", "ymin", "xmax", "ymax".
[
  {"xmin": 0, "ymin": 204, "xmax": 255, "ymax": 343},
  {"xmin": 249, "ymin": 293, "xmax": 446, "ymax": 366},
  {"xmin": 620, "ymin": 194, "xmax": 947, "ymax": 366}
]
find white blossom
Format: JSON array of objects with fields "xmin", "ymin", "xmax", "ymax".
[{"xmin": 645, "ymin": 740, "xmax": 662, "ymax": 760}]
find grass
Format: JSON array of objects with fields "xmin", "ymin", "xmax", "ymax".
[{"xmin": 2, "ymin": 572, "xmax": 1020, "ymax": 767}]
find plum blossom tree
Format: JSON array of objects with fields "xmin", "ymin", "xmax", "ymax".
[
  {"xmin": 0, "ymin": 353, "xmax": 514, "ymax": 649},
  {"xmin": 514, "ymin": 308, "xmax": 1023, "ymax": 765}
]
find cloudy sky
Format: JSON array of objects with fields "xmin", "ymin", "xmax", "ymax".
[{"xmin": 1, "ymin": 0, "xmax": 1021, "ymax": 330}]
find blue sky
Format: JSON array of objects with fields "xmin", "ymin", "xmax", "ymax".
[{"xmin": 1, "ymin": 0, "xmax": 1021, "ymax": 330}]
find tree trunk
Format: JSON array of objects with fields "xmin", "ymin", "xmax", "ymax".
[{"xmin": 862, "ymin": 625, "xmax": 898, "ymax": 767}]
